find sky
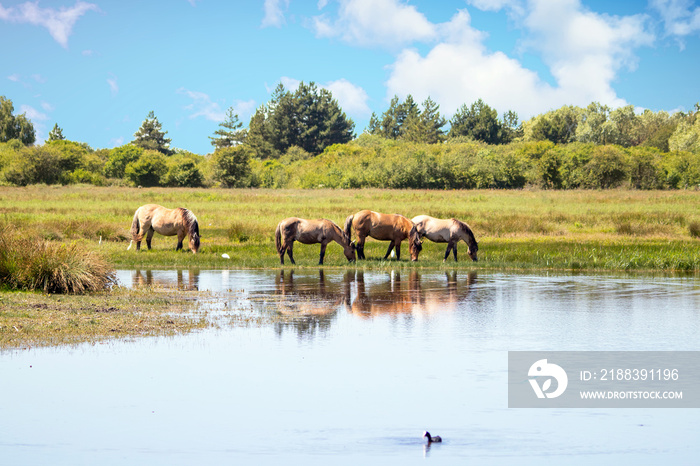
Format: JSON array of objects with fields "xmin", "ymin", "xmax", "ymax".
[{"xmin": 2, "ymin": 0, "xmax": 699, "ymax": 154}]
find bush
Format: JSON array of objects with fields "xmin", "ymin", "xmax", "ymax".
[
  {"xmin": 0, "ymin": 226, "xmax": 115, "ymax": 293},
  {"xmin": 582, "ymin": 146, "xmax": 628, "ymax": 189},
  {"xmin": 104, "ymin": 144, "xmax": 143, "ymax": 178},
  {"xmin": 124, "ymin": 150, "xmax": 168, "ymax": 187},
  {"xmin": 165, "ymin": 157, "xmax": 204, "ymax": 187}
]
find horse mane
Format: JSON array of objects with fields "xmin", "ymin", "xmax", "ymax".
[
  {"xmin": 456, "ymin": 219, "xmax": 478, "ymax": 249},
  {"xmin": 177, "ymin": 208, "xmax": 200, "ymax": 239}
]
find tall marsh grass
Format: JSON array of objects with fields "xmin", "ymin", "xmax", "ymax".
[{"xmin": 0, "ymin": 226, "xmax": 115, "ymax": 293}]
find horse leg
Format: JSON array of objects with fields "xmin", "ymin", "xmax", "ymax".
[
  {"xmin": 176, "ymin": 230, "xmax": 185, "ymax": 251},
  {"xmin": 287, "ymin": 243, "xmax": 296, "ymax": 265},
  {"xmin": 453, "ymin": 243, "xmax": 458, "ymax": 262},
  {"xmin": 357, "ymin": 236, "xmax": 366, "ymax": 260},
  {"xmin": 279, "ymin": 246, "xmax": 286, "ymax": 265},
  {"xmin": 383, "ymin": 241, "xmax": 394, "ymax": 260},
  {"xmin": 319, "ymin": 242, "xmax": 328, "ymax": 265},
  {"xmin": 146, "ymin": 228, "xmax": 155, "ymax": 250},
  {"xmin": 444, "ymin": 242, "xmax": 454, "ymax": 262},
  {"xmin": 395, "ymin": 241, "xmax": 401, "ymax": 260}
]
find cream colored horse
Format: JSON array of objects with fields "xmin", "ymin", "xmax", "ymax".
[
  {"xmin": 412, "ymin": 215, "xmax": 478, "ymax": 262},
  {"xmin": 128, "ymin": 204, "xmax": 200, "ymax": 253},
  {"xmin": 275, "ymin": 217, "xmax": 356, "ymax": 265},
  {"xmin": 344, "ymin": 210, "xmax": 422, "ymax": 261}
]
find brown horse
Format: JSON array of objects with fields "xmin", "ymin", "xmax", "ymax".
[
  {"xmin": 411, "ymin": 215, "xmax": 478, "ymax": 262},
  {"xmin": 344, "ymin": 210, "xmax": 422, "ymax": 261},
  {"xmin": 275, "ymin": 217, "xmax": 356, "ymax": 265},
  {"xmin": 128, "ymin": 204, "xmax": 201, "ymax": 253}
]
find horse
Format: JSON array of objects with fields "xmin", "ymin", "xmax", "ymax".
[
  {"xmin": 344, "ymin": 210, "xmax": 422, "ymax": 261},
  {"xmin": 128, "ymin": 204, "xmax": 201, "ymax": 253},
  {"xmin": 411, "ymin": 215, "xmax": 478, "ymax": 262},
  {"xmin": 275, "ymin": 217, "xmax": 356, "ymax": 265}
]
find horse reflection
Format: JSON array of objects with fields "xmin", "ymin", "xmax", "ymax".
[
  {"xmin": 348, "ymin": 270, "xmax": 476, "ymax": 319},
  {"xmin": 270, "ymin": 269, "xmax": 348, "ymax": 339},
  {"xmin": 264, "ymin": 269, "xmax": 476, "ymax": 328},
  {"xmin": 131, "ymin": 269, "xmax": 200, "ymax": 290}
]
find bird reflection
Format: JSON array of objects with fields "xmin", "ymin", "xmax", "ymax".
[{"xmin": 131, "ymin": 269, "xmax": 200, "ymax": 290}]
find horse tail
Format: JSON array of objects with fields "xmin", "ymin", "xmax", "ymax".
[
  {"xmin": 130, "ymin": 209, "xmax": 140, "ymax": 237},
  {"xmin": 275, "ymin": 222, "xmax": 283, "ymax": 254},
  {"xmin": 344, "ymin": 214, "xmax": 354, "ymax": 239}
]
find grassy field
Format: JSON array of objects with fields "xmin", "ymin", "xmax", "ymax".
[{"xmin": 1, "ymin": 185, "xmax": 700, "ymax": 272}]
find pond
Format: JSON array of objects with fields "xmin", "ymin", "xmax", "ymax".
[{"xmin": 2, "ymin": 269, "xmax": 700, "ymax": 465}]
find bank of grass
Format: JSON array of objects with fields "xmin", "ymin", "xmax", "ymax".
[
  {"xmin": 2, "ymin": 185, "xmax": 700, "ymax": 272},
  {"xmin": 0, "ymin": 286, "xmax": 212, "ymax": 349}
]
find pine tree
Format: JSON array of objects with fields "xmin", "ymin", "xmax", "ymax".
[
  {"xmin": 209, "ymin": 107, "xmax": 247, "ymax": 149},
  {"xmin": 132, "ymin": 111, "xmax": 172, "ymax": 155},
  {"xmin": 47, "ymin": 123, "xmax": 65, "ymax": 142}
]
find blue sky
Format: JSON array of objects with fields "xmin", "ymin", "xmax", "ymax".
[{"xmin": 2, "ymin": 0, "xmax": 699, "ymax": 154}]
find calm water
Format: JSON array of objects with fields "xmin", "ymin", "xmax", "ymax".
[{"xmin": 2, "ymin": 269, "xmax": 700, "ymax": 465}]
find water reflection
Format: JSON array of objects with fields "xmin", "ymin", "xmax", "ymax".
[
  {"xmin": 350, "ymin": 270, "xmax": 476, "ymax": 318},
  {"xmin": 130, "ymin": 269, "xmax": 200, "ymax": 290},
  {"xmin": 257, "ymin": 269, "xmax": 477, "ymax": 338}
]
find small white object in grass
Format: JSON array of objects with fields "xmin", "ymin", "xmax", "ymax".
[
  {"xmin": 390, "ymin": 249, "xmax": 396, "ymax": 258},
  {"xmin": 99, "ymin": 236, "xmax": 102, "ymax": 245},
  {"xmin": 221, "ymin": 253, "xmax": 230, "ymax": 259},
  {"xmin": 127, "ymin": 240, "xmax": 133, "ymax": 250}
]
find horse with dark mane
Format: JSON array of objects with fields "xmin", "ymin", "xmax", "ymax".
[
  {"xmin": 275, "ymin": 217, "xmax": 356, "ymax": 265},
  {"xmin": 411, "ymin": 215, "xmax": 478, "ymax": 262},
  {"xmin": 128, "ymin": 204, "xmax": 201, "ymax": 253},
  {"xmin": 344, "ymin": 210, "xmax": 422, "ymax": 261}
]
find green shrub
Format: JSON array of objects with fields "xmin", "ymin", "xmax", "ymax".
[
  {"xmin": 124, "ymin": 150, "xmax": 168, "ymax": 187},
  {"xmin": 213, "ymin": 146, "xmax": 253, "ymax": 187},
  {"xmin": 104, "ymin": 144, "xmax": 143, "ymax": 178},
  {"xmin": 0, "ymin": 226, "xmax": 115, "ymax": 293}
]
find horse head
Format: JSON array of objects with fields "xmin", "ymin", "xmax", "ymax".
[
  {"xmin": 344, "ymin": 239, "xmax": 357, "ymax": 262},
  {"xmin": 408, "ymin": 226, "xmax": 423, "ymax": 261},
  {"xmin": 189, "ymin": 232, "xmax": 201, "ymax": 254},
  {"xmin": 468, "ymin": 240, "xmax": 478, "ymax": 261}
]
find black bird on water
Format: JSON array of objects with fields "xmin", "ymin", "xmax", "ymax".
[{"xmin": 423, "ymin": 431, "xmax": 442, "ymax": 443}]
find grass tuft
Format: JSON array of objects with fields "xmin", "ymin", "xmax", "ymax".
[
  {"xmin": 0, "ymin": 225, "xmax": 115, "ymax": 293},
  {"xmin": 689, "ymin": 221, "xmax": 700, "ymax": 239}
]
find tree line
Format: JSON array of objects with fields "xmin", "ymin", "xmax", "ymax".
[{"xmin": 1, "ymin": 85, "xmax": 699, "ymax": 189}]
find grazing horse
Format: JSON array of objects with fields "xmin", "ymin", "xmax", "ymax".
[
  {"xmin": 411, "ymin": 215, "xmax": 478, "ymax": 262},
  {"xmin": 128, "ymin": 204, "xmax": 201, "ymax": 253},
  {"xmin": 344, "ymin": 210, "xmax": 422, "ymax": 261},
  {"xmin": 275, "ymin": 217, "xmax": 356, "ymax": 265}
]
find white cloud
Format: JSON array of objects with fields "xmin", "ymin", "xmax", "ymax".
[
  {"xmin": 0, "ymin": 1, "xmax": 99, "ymax": 48},
  {"xmin": 280, "ymin": 76, "xmax": 301, "ymax": 90},
  {"xmin": 466, "ymin": 0, "xmax": 522, "ymax": 13},
  {"xmin": 41, "ymin": 101, "xmax": 54, "ymax": 112},
  {"xmin": 262, "ymin": 0, "xmax": 289, "ymax": 28},
  {"xmin": 177, "ymin": 89, "xmax": 256, "ymax": 123},
  {"xmin": 312, "ymin": 0, "xmax": 437, "ymax": 48},
  {"xmin": 232, "ymin": 99, "xmax": 257, "ymax": 119},
  {"xmin": 650, "ymin": 0, "xmax": 700, "ymax": 39},
  {"xmin": 7, "ymin": 74, "xmax": 21, "ymax": 82},
  {"xmin": 324, "ymin": 78, "xmax": 371, "ymax": 117},
  {"xmin": 20, "ymin": 104, "xmax": 49, "ymax": 121},
  {"xmin": 386, "ymin": 2, "xmax": 655, "ymax": 120},
  {"xmin": 107, "ymin": 75, "xmax": 118, "ymax": 96},
  {"xmin": 110, "ymin": 136, "xmax": 124, "ymax": 147},
  {"xmin": 178, "ymin": 88, "xmax": 226, "ymax": 122}
]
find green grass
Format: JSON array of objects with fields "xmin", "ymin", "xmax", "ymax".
[{"xmin": 2, "ymin": 185, "xmax": 700, "ymax": 272}]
